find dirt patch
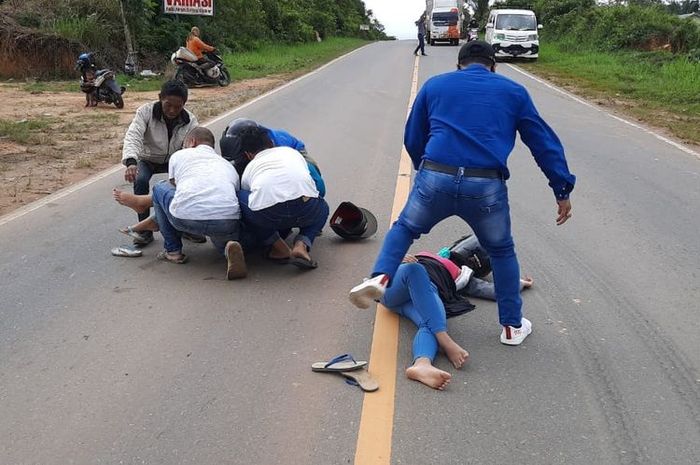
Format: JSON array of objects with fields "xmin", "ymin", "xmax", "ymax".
[
  {"xmin": 0, "ymin": 76, "xmax": 286, "ymax": 216},
  {"xmin": 0, "ymin": 13, "xmax": 83, "ymax": 79}
]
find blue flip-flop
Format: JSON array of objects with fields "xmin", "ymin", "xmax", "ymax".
[
  {"xmin": 311, "ymin": 353, "xmax": 367, "ymax": 372},
  {"xmin": 340, "ymin": 369, "xmax": 379, "ymax": 392}
]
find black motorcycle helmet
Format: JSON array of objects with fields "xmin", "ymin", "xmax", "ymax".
[
  {"xmin": 448, "ymin": 234, "xmax": 492, "ymax": 278},
  {"xmin": 220, "ymin": 118, "xmax": 261, "ymax": 174}
]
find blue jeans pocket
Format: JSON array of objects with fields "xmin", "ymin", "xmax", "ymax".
[
  {"xmin": 479, "ymin": 189, "xmax": 508, "ymax": 214},
  {"xmin": 479, "ymin": 199, "xmax": 504, "ymax": 214},
  {"xmin": 415, "ymin": 181, "xmax": 434, "ymax": 203}
]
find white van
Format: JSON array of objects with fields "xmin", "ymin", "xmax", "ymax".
[
  {"xmin": 485, "ymin": 9, "xmax": 541, "ymax": 60},
  {"xmin": 426, "ymin": 0, "xmax": 464, "ymax": 46}
]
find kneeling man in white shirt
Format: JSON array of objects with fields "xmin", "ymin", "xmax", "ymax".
[
  {"xmin": 236, "ymin": 126, "xmax": 329, "ymax": 269},
  {"xmin": 114, "ymin": 127, "xmax": 246, "ymax": 280}
]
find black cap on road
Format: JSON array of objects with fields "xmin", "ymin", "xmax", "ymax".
[{"xmin": 458, "ymin": 40, "xmax": 496, "ymax": 64}]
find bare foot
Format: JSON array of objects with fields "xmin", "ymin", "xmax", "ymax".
[
  {"xmin": 112, "ymin": 188, "xmax": 151, "ymax": 214},
  {"xmin": 405, "ymin": 358, "xmax": 452, "ymax": 390},
  {"xmin": 291, "ymin": 240, "xmax": 311, "ymax": 261},
  {"xmin": 521, "ymin": 275, "xmax": 534, "ymax": 289},
  {"xmin": 268, "ymin": 238, "xmax": 291, "ymax": 260},
  {"xmin": 436, "ymin": 332, "xmax": 470, "ymax": 369}
]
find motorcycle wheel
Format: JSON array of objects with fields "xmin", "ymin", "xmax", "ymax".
[
  {"xmin": 174, "ymin": 68, "xmax": 189, "ymax": 86},
  {"xmin": 114, "ymin": 93, "xmax": 124, "ymax": 109},
  {"xmin": 218, "ymin": 68, "xmax": 231, "ymax": 87}
]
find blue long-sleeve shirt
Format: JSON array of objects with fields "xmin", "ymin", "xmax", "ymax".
[
  {"xmin": 404, "ymin": 65, "xmax": 575, "ymax": 200},
  {"xmin": 268, "ymin": 129, "xmax": 306, "ymax": 153},
  {"xmin": 267, "ymin": 128, "xmax": 326, "ymax": 197}
]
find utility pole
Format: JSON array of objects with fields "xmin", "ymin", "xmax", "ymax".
[{"xmin": 119, "ymin": 0, "xmax": 138, "ymax": 74}]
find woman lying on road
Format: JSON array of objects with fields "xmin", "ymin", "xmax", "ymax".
[{"xmin": 382, "ymin": 236, "xmax": 532, "ymax": 390}]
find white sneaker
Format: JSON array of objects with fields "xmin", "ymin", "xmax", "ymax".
[
  {"xmin": 349, "ymin": 274, "xmax": 389, "ymax": 309},
  {"xmin": 500, "ymin": 317, "xmax": 532, "ymax": 345}
]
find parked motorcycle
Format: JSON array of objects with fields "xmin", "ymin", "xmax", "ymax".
[
  {"xmin": 467, "ymin": 28, "xmax": 479, "ymax": 42},
  {"xmin": 76, "ymin": 53, "xmax": 125, "ymax": 109},
  {"xmin": 171, "ymin": 48, "xmax": 231, "ymax": 87}
]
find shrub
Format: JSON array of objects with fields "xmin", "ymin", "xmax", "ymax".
[
  {"xmin": 541, "ymin": 4, "xmax": 700, "ymax": 54},
  {"xmin": 2, "ymin": 0, "xmax": 386, "ymax": 72},
  {"xmin": 670, "ymin": 19, "xmax": 700, "ymax": 52}
]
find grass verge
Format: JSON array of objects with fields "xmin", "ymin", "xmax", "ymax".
[
  {"xmin": 224, "ymin": 37, "xmax": 368, "ymax": 80},
  {"xmin": 519, "ymin": 41, "xmax": 700, "ymax": 145},
  {"xmin": 10, "ymin": 37, "xmax": 369, "ymax": 94},
  {"xmin": 0, "ymin": 118, "xmax": 54, "ymax": 144}
]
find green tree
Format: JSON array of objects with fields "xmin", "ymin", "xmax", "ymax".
[{"xmin": 467, "ymin": 0, "xmax": 490, "ymax": 23}]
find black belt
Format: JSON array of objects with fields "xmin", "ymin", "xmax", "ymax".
[{"xmin": 421, "ymin": 160, "xmax": 502, "ymax": 179}]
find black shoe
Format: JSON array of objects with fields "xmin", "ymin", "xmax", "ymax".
[
  {"xmin": 132, "ymin": 230, "xmax": 153, "ymax": 247},
  {"xmin": 182, "ymin": 232, "xmax": 207, "ymax": 243},
  {"xmin": 421, "ymin": 53, "xmax": 428, "ymax": 56}
]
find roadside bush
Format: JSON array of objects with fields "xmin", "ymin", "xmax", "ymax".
[
  {"xmin": 589, "ymin": 6, "xmax": 675, "ymax": 51},
  {"xmin": 532, "ymin": 0, "xmax": 595, "ymax": 26},
  {"xmin": 670, "ymin": 19, "xmax": 700, "ymax": 52},
  {"xmin": 45, "ymin": 14, "xmax": 115, "ymax": 51},
  {"xmin": 1, "ymin": 0, "xmax": 386, "ymax": 73},
  {"xmin": 277, "ymin": 10, "xmax": 315, "ymax": 43},
  {"xmin": 541, "ymin": 4, "xmax": 700, "ymax": 54}
]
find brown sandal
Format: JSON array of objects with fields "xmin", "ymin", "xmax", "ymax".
[{"xmin": 156, "ymin": 250, "xmax": 188, "ymax": 264}]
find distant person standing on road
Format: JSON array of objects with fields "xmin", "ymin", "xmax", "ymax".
[
  {"xmin": 121, "ymin": 80, "xmax": 199, "ymax": 246},
  {"xmin": 414, "ymin": 13, "xmax": 427, "ymax": 56},
  {"xmin": 349, "ymin": 41, "xmax": 576, "ymax": 347}
]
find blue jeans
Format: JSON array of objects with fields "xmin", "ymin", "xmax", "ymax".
[
  {"xmin": 372, "ymin": 168, "xmax": 522, "ymax": 327},
  {"xmin": 413, "ymin": 33, "xmax": 425, "ymax": 55},
  {"xmin": 151, "ymin": 182, "xmax": 240, "ymax": 254},
  {"xmin": 238, "ymin": 191, "xmax": 329, "ymax": 250},
  {"xmin": 381, "ymin": 263, "xmax": 447, "ymax": 362},
  {"xmin": 464, "ymin": 277, "xmax": 497, "ymax": 300},
  {"xmin": 134, "ymin": 160, "xmax": 168, "ymax": 223}
]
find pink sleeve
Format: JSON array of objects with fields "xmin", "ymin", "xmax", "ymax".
[{"xmin": 416, "ymin": 251, "xmax": 460, "ymax": 280}]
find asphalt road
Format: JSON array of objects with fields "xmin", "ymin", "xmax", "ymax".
[{"xmin": 1, "ymin": 40, "xmax": 699, "ymax": 465}]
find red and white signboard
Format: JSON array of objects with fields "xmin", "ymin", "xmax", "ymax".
[{"xmin": 164, "ymin": 0, "xmax": 214, "ymax": 16}]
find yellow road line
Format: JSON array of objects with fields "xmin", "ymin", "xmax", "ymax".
[{"xmin": 354, "ymin": 55, "xmax": 421, "ymax": 465}]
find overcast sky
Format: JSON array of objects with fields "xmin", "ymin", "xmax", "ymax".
[
  {"xmin": 364, "ymin": 0, "xmax": 427, "ymax": 40},
  {"xmin": 363, "ymin": 0, "xmax": 672, "ymax": 38}
]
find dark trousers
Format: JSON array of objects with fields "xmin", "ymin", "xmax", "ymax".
[
  {"xmin": 414, "ymin": 33, "xmax": 425, "ymax": 55},
  {"xmin": 238, "ymin": 191, "xmax": 329, "ymax": 250},
  {"xmin": 152, "ymin": 182, "xmax": 240, "ymax": 254},
  {"xmin": 133, "ymin": 160, "xmax": 169, "ymax": 222}
]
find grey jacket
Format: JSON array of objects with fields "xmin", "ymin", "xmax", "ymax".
[{"xmin": 121, "ymin": 101, "xmax": 198, "ymax": 166}]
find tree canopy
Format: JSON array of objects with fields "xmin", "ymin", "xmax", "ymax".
[{"xmin": 1, "ymin": 0, "xmax": 387, "ymax": 68}]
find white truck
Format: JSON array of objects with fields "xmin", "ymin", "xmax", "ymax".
[
  {"xmin": 425, "ymin": 0, "xmax": 464, "ymax": 46},
  {"xmin": 485, "ymin": 9, "xmax": 541, "ymax": 60}
]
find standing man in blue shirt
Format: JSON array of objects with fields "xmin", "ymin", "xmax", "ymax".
[{"xmin": 349, "ymin": 41, "xmax": 576, "ymax": 347}]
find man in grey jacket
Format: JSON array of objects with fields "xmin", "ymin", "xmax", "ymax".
[{"xmin": 121, "ymin": 80, "xmax": 199, "ymax": 245}]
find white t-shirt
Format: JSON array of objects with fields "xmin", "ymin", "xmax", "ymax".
[
  {"xmin": 167, "ymin": 145, "xmax": 241, "ymax": 220},
  {"xmin": 241, "ymin": 146, "xmax": 319, "ymax": 211}
]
